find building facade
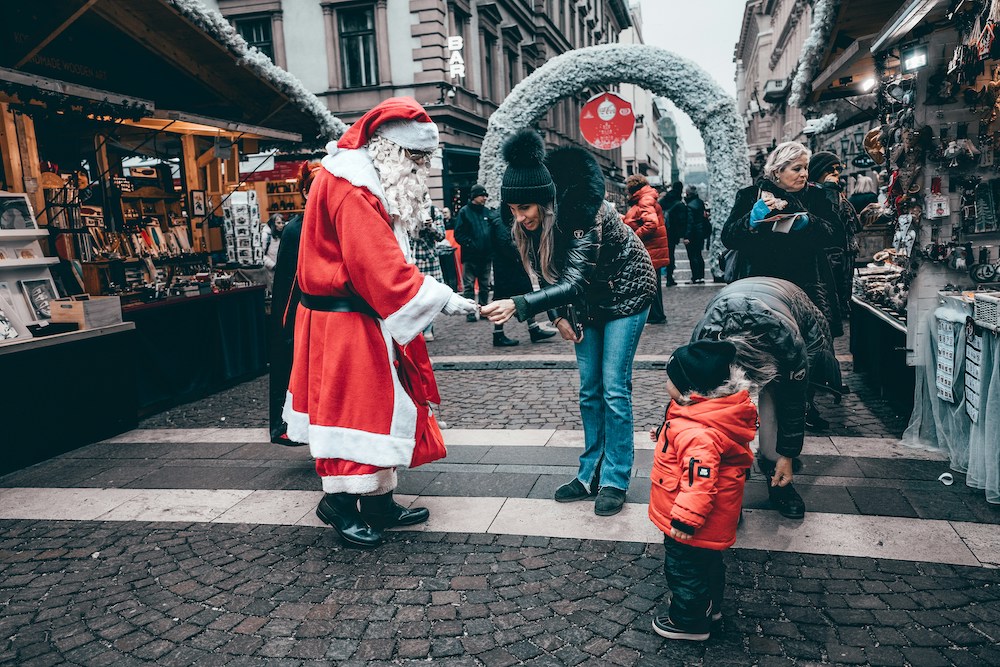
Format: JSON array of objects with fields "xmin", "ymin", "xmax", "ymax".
[
  {"xmin": 617, "ymin": 1, "xmax": 671, "ymax": 188},
  {"xmin": 201, "ymin": 0, "xmax": 632, "ymax": 211},
  {"xmin": 734, "ymin": 0, "xmax": 812, "ymax": 155}
]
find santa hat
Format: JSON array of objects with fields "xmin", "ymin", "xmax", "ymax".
[{"xmin": 337, "ymin": 97, "xmax": 439, "ymax": 152}]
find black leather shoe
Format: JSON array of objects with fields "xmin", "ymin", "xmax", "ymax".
[
  {"xmin": 768, "ymin": 483, "xmax": 806, "ymax": 520},
  {"xmin": 594, "ymin": 487, "xmax": 627, "ymax": 516},
  {"xmin": 493, "ymin": 332, "xmax": 520, "ymax": 347},
  {"xmin": 528, "ymin": 325, "xmax": 557, "ymax": 342},
  {"xmin": 359, "ymin": 492, "xmax": 430, "ymax": 528},
  {"xmin": 466, "ymin": 312, "xmax": 478, "ymax": 322},
  {"xmin": 805, "ymin": 404, "xmax": 829, "ymax": 431},
  {"xmin": 646, "ymin": 316, "xmax": 667, "ymax": 325},
  {"xmin": 554, "ymin": 478, "xmax": 595, "ymax": 502},
  {"xmin": 270, "ymin": 432, "xmax": 308, "ymax": 447},
  {"xmin": 316, "ymin": 494, "xmax": 383, "ymax": 548}
]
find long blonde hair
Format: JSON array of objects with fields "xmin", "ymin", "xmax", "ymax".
[{"xmin": 511, "ymin": 205, "xmax": 558, "ymax": 283}]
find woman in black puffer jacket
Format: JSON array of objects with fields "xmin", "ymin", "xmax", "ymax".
[
  {"xmin": 723, "ymin": 141, "xmax": 843, "ymax": 338},
  {"xmin": 691, "ymin": 276, "xmax": 844, "ymax": 520},
  {"xmin": 482, "ymin": 130, "xmax": 656, "ymax": 517}
]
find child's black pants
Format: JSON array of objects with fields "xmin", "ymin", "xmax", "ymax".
[{"xmin": 663, "ymin": 537, "xmax": 725, "ymax": 627}]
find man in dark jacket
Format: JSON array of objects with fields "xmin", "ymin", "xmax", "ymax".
[
  {"xmin": 683, "ymin": 186, "xmax": 708, "ymax": 284},
  {"xmin": 454, "ymin": 183, "xmax": 494, "ymax": 321},
  {"xmin": 691, "ymin": 277, "xmax": 844, "ymax": 520},
  {"xmin": 659, "ymin": 181, "xmax": 689, "ymax": 287},
  {"xmin": 808, "ymin": 152, "xmax": 860, "ymax": 322}
]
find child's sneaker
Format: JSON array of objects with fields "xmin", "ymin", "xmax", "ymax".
[{"xmin": 651, "ymin": 616, "xmax": 710, "ymax": 641}]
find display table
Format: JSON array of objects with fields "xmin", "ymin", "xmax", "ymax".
[
  {"xmin": 123, "ymin": 285, "xmax": 267, "ymax": 413},
  {"xmin": 0, "ymin": 323, "xmax": 138, "ymax": 474},
  {"xmin": 850, "ymin": 297, "xmax": 915, "ymax": 413}
]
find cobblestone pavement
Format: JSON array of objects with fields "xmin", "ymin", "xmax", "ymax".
[
  {"xmin": 3, "ymin": 521, "xmax": 999, "ymax": 667},
  {"xmin": 6, "ymin": 281, "xmax": 997, "ymax": 666},
  {"xmin": 140, "ymin": 284, "xmax": 909, "ymax": 439}
]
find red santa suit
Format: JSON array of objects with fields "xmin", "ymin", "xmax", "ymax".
[{"xmin": 284, "ymin": 99, "xmax": 456, "ymax": 495}]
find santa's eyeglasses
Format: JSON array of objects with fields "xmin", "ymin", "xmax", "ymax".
[{"xmin": 404, "ymin": 148, "xmax": 433, "ymax": 164}]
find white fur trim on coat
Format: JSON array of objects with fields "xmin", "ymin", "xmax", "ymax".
[
  {"xmin": 321, "ymin": 147, "xmax": 389, "ymax": 213},
  {"xmin": 376, "ymin": 119, "xmax": 439, "ymax": 152},
  {"xmin": 383, "ymin": 275, "xmax": 453, "ymax": 345},
  {"xmin": 321, "ymin": 469, "xmax": 397, "ymax": 495},
  {"xmin": 282, "ymin": 323, "xmax": 420, "ymax": 467}
]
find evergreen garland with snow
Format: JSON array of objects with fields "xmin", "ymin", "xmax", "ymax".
[
  {"xmin": 165, "ymin": 0, "xmax": 346, "ymax": 142},
  {"xmin": 478, "ymin": 43, "xmax": 749, "ymax": 278},
  {"xmin": 788, "ymin": 0, "xmax": 842, "ymax": 108}
]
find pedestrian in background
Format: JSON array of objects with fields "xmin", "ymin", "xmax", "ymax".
[
  {"xmin": 848, "ymin": 173, "xmax": 879, "ymax": 212},
  {"xmin": 482, "ymin": 129, "xmax": 655, "ymax": 517},
  {"xmin": 649, "ymin": 339, "xmax": 757, "ymax": 641},
  {"xmin": 683, "ymin": 186, "xmax": 708, "ymax": 284},
  {"xmin": 624, "ymin": 174, "xmax": 669, "ymax": 324},
  {"xmin": 454, "ymin": 183, "xmax": 494, "ymax": 321},
  {"xmin": 721, "ymin": 141, "xmax": 842, "ymax": 339},
  {"xmin": 488, "ymin": 199, "xmax": 558, "ymax": 347},
  {"xmin": 268, "ymin": 160, "xmax": 322, "ymax": 447},
  {"xmin": 659, "ymin": 181, "xmax": 689, "ymax": 287},
  {"xmin": 809, "ymin": 152, "xmax": 860, "ymax": 321},
  {"xmin": 261, "ymin": 213, "xmax": 285, "ymax": 293},
  {"xmin": 410, "ymin": 204, "xmax": 448, "ymax": 341}
]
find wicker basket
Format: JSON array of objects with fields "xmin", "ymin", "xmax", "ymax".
[{"xmin": 973, "ymin": 292, "xmax": 1000, "ymax": 332}]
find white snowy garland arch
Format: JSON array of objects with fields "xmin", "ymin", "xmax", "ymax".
[
  {"xmin": 478, "ymin": 44, "xmax": 749, "ymax": 277},
  {"xmin": 788, "ymin": 0, "xmax": 842, "ymax": 108},
  {"xmin": 166, "ymin": 0, "xmax": 347, "ymax": 142}
]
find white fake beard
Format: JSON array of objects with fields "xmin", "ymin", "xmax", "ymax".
[{"xmin": 368, "ymin": 136, "xmax": 432, "ymax": 239}]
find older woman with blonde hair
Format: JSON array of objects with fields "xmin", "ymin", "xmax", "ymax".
[{"xmin": 722, "ymin": 141, "xmax": 841, "ymax": 335}]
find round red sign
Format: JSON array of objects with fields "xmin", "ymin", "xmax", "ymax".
[{"xmin": 579, "ymin": 92, "xmax": 635, "ymax": 150}]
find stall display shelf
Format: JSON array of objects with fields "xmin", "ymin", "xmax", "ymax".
[
  {"xmin": 0, "ymin": 229, "xmax": 48, "ymax": 241},
  {"xmin": 0, "ymin": 257, "xmax": 60, "ymax": 268},
  {"xmin": 852, "ymin": 296, "xmax": 907, "ymax": 332}
]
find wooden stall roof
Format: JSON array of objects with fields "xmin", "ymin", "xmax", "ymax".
[
  {"xmin": 808, "ymin": 0, "xmax": 930, "ymax": 103},
  {"xmin": 0, "ymin": 0, "xmax": 329, "ymax": 143}
]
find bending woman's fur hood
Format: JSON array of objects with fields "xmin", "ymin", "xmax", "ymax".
[{"xmin": 545, "ymin": 145, "xmax": 606, "ymax": 232}]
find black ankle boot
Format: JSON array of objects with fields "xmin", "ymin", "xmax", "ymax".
[
  {"xmin": 316, "ymin": 494, "xmax": 383, "ymax": 548},
  {"xmin": 805, "ymin": 403, "xmax": 829, "ymax": 431},
  {"xmin": 493, "ymin": 331, "xmax": 519, "ymax": 347},
  {"xmin": 359, "ymin": 492, "xmax": 430, "ymax": 528},
  {"xmin": 528, "ymin": 324, "xmax": 557, "ymax": 342}
]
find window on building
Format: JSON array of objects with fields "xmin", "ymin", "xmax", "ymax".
[
  {"xmin": 483, "ymin": 35, "xmax": 496, "ymax": 101},
  {"xmin": 339, "ymin": 6, "xmax": 379, "ymax": 88},
  {"xmin": 234, "ymin": 15, "xmax": 274, "ymax": 61},
  {"xmin": 507, "ymin": 50, "xmax": 518, "ymax": 93}
]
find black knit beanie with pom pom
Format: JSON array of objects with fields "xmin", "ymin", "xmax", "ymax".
[{"xmin": 501, "ymin": 129, "xmax": 556, "ymax": 205}]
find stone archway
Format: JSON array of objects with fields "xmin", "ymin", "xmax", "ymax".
[{"xmin": 478, "ymin": 43, "xmax": 749, "ymax": 277}]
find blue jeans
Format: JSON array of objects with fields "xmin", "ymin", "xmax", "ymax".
[{"xmin": 573, "ymin": 308, "xmax": 648, "ymax": 492}]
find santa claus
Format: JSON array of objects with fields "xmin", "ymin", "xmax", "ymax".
[{"xmin": 283, "ymin": 97, "xmax": 477, "ymax": 548}]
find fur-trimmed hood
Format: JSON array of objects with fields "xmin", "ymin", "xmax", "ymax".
[{"xmin": 546, "ymin": 145, "xmax": 606, "ymax": 232}]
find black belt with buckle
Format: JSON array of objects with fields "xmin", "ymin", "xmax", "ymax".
[{"xmin": 300, "ymin": 293, "xmax": 379, "ymax": 319}]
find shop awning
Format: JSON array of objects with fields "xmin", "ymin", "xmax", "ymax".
[
  {"xmin": 808, "ymin": 0, "xmax": 920, "ymax": 102},
  {"xmin": 0, "ymin": 0, "xmax": 341, "ymax": 144},
  {"xmin": 871, "ymin": 0, "xmax": 950, "ymax": 53}
]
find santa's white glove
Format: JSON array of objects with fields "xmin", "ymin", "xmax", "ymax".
[{"xmin": 442, "ymin": 293, "xmax": 478, "ymax": 315}]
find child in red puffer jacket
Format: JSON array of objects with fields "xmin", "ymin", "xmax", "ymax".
[{"xmin": 648, "ymin": 339, "xmax": 758, "ymax": 642}]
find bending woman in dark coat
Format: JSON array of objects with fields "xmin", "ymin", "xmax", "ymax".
[
  {"xmin": 482, "ymin": 130, "xmax": 656, "ymax": 517},
  {"xmin": 722, "ymin": 141, "xmax": 843, "ymax": 339},
  {"xmin": 691, "ymin": 277, "xmax": 843, "ymax": 519}
]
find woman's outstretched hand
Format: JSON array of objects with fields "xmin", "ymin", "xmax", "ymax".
[{"xmin": 481, "ymin": 299, "xmax": 516, "ymax": 324}]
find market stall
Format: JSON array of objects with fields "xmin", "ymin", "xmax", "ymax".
[
  {"xmin": 806, "ymin": 0, "xmax": 1000, "ymax": 503},
  {"xmin": 0, "ymin": 0, "xmax": 335, "ymax": 458}
]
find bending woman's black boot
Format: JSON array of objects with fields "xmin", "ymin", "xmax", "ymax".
[
  {"xmin": 757, "ymin": 456, "xmax": 805, "ymax": 520},
  {"xmin": 359, "ymin": 492, "xmax": 430, "ymax": 529},
  {"xmin": 316, "ymin": 493, "xmax": 383, "ymax": 548}
]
